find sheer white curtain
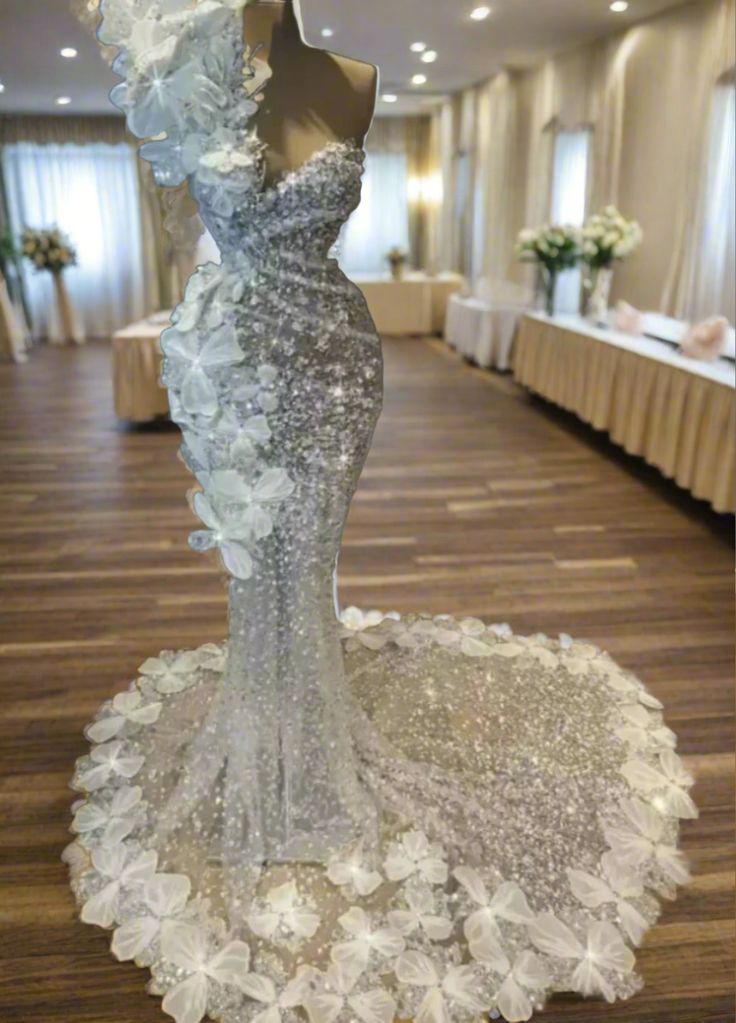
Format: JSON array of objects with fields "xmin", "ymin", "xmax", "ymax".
[
  {"xmin": 338, "ymin": 152, "xmax": 410, "ymax": 276},
  {"xmin": 550, "ymin": 129, "xmax": 590, "ymax": 314},
  {"xmin": 2, "ymin": 142, "xmax": 146, "ymax": 339},
  {"xmin": 691, "ymin": 83, "xmax": 736, "ymax": 323}
]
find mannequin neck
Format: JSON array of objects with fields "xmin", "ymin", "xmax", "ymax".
[{"xmin": 244, "ymin": 0, "xmax": 303, "ymax": 58}]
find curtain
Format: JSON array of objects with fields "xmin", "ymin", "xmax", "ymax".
[
  {"xmin": 431, "ymin": 0, "xmax": 735, "ymax": 314},
  {"xmin": 339, "ymin": 151, "xmax": 410, "ymax": 275},
  {"xmin": 550, "ymin": 129, "xmax": 591, "ymax": 313},
  {"xmin": 690, "ymin": 82, "xmax": 736, "ymax": 322},
  {"xmin": 470, "ymin": 73, "xmax": 520, "ymax": 285},
  {"xmin": 352, "ymin": 116, "xmax": 437, "ymax": 274},
  {"xmin": 2, "ymin": 142, "xmax": 147, "ymax": 339}
]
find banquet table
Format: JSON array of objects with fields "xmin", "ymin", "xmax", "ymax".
[
  {"xmin": 112, "ymin": 313, "xmax": 170, "ymax": 422},
  {"xmin": 514, "ymin": 313, "xmax": 735, "ymax": 513},
  {"xmin": 352, "ymin": 272, "xmax": 465, "ymax": 336},
  {"xmin": 445, "ymin": 293, "xmax": 526, "ymax": 370}
]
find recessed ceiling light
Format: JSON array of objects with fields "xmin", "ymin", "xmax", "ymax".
[
  {"xmin": 60, "ymin": 47, "xmax": 78, "ymax": 59},
  {"xmin": 0, "ymin": 82, "xmax": 5, "ymax": 94},
  {"xmin": 55, "ymin": 96, "xmax": 72, "ymax": 106},
  {"xmin": 381, "ymin": 93, "xmax": 399, "ymax": 104},
  {"xmin": 610, "ymin": 1, "xmax": 629, "ymax": 10},
  {"xmin": 320, "ymin": 27, "xmax": 334, "ymax": 38},
  {"xmin": 410, "ymin": 42, "xmax": 427, "ymax": 53},
  {"xmin": 421, "ymin": 50, "xmax": 438, "ymax": 64},
  {"xmin": 471, "ymin": 6, "xmax": 492, "ymax": 20},
  {"xmin": 412, "ymin": 74, "xmax": 428, "ymax": 86}
]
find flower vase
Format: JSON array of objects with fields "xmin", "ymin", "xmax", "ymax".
[
  {"xmin": 541, "ymin": 266, "xmax": 558, "ymax": 317},
  {"xmin": 52, "ymin": 272, "xmax": 85, "ymax": 346},
  {"xmin": 389, "ymin": 259, "xmax": 405, "ymax": 282},
  {"xmin": 586, "ymin": 266, "xmax": 614, "ymax": 326}
]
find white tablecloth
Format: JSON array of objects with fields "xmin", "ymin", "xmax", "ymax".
[
  {"xmin": 112, "ymin": 314, "xmax": 170, "ymax": 422},
  {"xmin": 514, "ymin": 314, "xmax": 735, "ymax": 513},
  {"xmin": 353, "ymin": 273, "xmax": 465, "ymax": 336},
  {"xmin": 445, "ymin": 293, "xmax": 525, "ymax": 371}
]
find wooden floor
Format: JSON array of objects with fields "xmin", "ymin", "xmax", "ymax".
[{"xmin": 0, "ymin": 339, "xmax": 733, "ymax": 1023}]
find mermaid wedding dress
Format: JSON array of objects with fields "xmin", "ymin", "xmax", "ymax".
[{"xmin": 66, "ymin": 4, "xmax": 695, "ymax": 1023}]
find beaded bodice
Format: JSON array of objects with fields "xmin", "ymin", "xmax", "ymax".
[{"xmin": 199, "ymin": 141, "xmax": 366, "ymax": 266}]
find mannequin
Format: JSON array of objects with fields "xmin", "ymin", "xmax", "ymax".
[{"xmin": 243, "ymin": 0, "xmax": 377, "ymax": 186}]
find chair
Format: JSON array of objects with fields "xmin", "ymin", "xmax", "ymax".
[{"xmin": 445, "ymin": 278, "xmax": 534, "ymax": 371}]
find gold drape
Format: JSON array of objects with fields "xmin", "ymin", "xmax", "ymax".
[{"xmin": 365, "ymin": 116, "xmax": 437, "ymax": 271}]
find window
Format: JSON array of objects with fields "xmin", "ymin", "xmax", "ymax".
[
  {"xmin": 2, "ymin": 142, "xmax": 147, "ymax": 338},
  {"xmin": 550, "ymin": 129, "xmax": 591, "ymax": 314},
  {"xmin": 692, "ymin": 82, "xmax": 736, "ymax": 323},
  {"xmin": 339, "ymin": 152, "xmax": 410, "ymax": 276}
]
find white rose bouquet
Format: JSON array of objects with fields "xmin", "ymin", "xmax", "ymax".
[
  {"xmin": 516, "ymin": 224, "xmax": 582, "ymax": 315},
  {"xmin": 21, "ymin": 227, "xmax": 78, "ymax": 275},
  {"xmin": 581, "ymin": 206, "xmax": 643, "ymax": 269},
  {"xmin": 580, "ymin": 207, "xmax": 642, "ymax": 323}
]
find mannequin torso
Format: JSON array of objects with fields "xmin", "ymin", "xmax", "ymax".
[{"xmin": 243, "ymin": 0, "xmax": 377, "ymax": 186}]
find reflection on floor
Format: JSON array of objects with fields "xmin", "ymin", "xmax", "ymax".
[{"xmin": 0, "ymin": 338, "xmax": 733, "ymax": 1023}]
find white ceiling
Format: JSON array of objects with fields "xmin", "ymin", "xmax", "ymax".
[{"xmin": 0, "ymin": 0, "xmax": 685, "ymax": 117}]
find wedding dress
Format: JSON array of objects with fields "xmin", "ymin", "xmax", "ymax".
[{"xmin": 66, "ymin": 4, "xmax": 694, "ymax": 1023}]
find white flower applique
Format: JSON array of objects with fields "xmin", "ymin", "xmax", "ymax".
[
  {"xmin": 491, "ymin": 951, "xmax": 550, "ymax": 1023},
  {"xmin": 304, "ymin": 962, "xmax": 396, "ymax": 1023},
  {"xmin": 326, "ymin": 841, "xmax": 383, "ymax": 897},
  {"xmin": 162, "ymin": 321, "xmax": 244, "ymax": 417},
  {"xmin": 431, "ymin": 617, "xmax": 493, "ymax": 658},
  {"xmin": 395, "ymin": 952, "xmax": 488, "ymax": 1023},
  {"xmin": 339, "ymin": 608, "xmax": 401, "ymax": 652},
  {"xmin": 86, "ymin": 690, "xmax": 162, "ymax": 743},
  {"xmin": 139, "ymin": 650, "xmax": 203, "ymax": 695},
  {"xmin": 189, "ymin": 492, "xmax": 255, "ymax": 581},
  {"xmin": 112, "ymin": 873, "xmax": 191, "ymax": 962},
  {"xmin": 331, "ymin": 907, "xmax": 405, "ymax": 973},
  {"xmin": 239, "ymin": 967, "xmax": 316, "ymax": 1023},
  {"xmin": 81, "ymin": 845, "xmax": 158, "ymax": 928},
  {"xmin": 77, "ymin": 740, "xmax": 145, "ymax": 792},
  {"xmin": 190, "ymin": 467, "xmax": 295, "ymax": 580},
  {"xmin": 567, "ymin": 852, "xmax": 649, "ymax": 946},
  {"xmin": 613, "ymin": 703, "xmax": 677, "ymax": 751},
  {"xmin": 174, "ymin": 270, "xmax": 219, "ymax": 333},
  {"xmin": 453, "ymin": 867, "xmax": 534, "ymax": 946},
  {"xmin": 205, "ymin": 468, "xmax": 295, "ymax": 540},
  {"xmin": 72, "ymin": 785, "xmax": 144, "ymax": 848},
  {"xmin": 387, "ymin": 881, "xmax": 454, "ymax": 941},
  {"xmin": 195, "ymin": 642, "xmax": 228, "ymax": 674},
  {"xmin": 529, "ymin": 915, "xmax": 635, "ymax": 1004},
  {"xmin": 199, "ymin": 127, "xmax": 256, "ymax": 176},
  {"xmin": 619, "ymin": 750, "xmax": 698, "ymax": 820},
  {"xmin": 214, "ymin": 408, "xmax": 272, "ymax": 460},
  {"xmin": 160, "ymin": 920, "xmax": 251, "ymax": 1023},
  {"xmin": 248, "ymin": 881, "xmax": 321, "ymax": 943},
  {"xmin": 603, "ymin": 797, "xmax": 691, "ymax": 885},
  {"xmin": 384, "ymin": 831, "xmax": 448, "ymax": 885}
]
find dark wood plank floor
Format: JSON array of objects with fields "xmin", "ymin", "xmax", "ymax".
[{"xmin": 0, "ymin": 339, "xmax": 733, "ymax": 1022}]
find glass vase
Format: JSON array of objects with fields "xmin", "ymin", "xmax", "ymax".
[
  {"xmin": 541, "ymin": 265, "xmax": 558, "ymax": 317},
  {"xmin": 585, "ymin": 266, "xmax": 614, "ymax": 325}
]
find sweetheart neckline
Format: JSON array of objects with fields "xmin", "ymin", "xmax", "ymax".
[{"xmin": 253, "ymin": 138, "xmax": 365, "ymax": 200}]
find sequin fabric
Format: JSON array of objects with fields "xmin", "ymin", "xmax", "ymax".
[{"xmin": 66, "ymin": 4, "xmax": 694, "ymax": 1023}]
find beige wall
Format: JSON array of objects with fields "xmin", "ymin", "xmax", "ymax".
[{"xmin": 435, "ymin": 0, "xmax": 735, "ymax": 315}]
